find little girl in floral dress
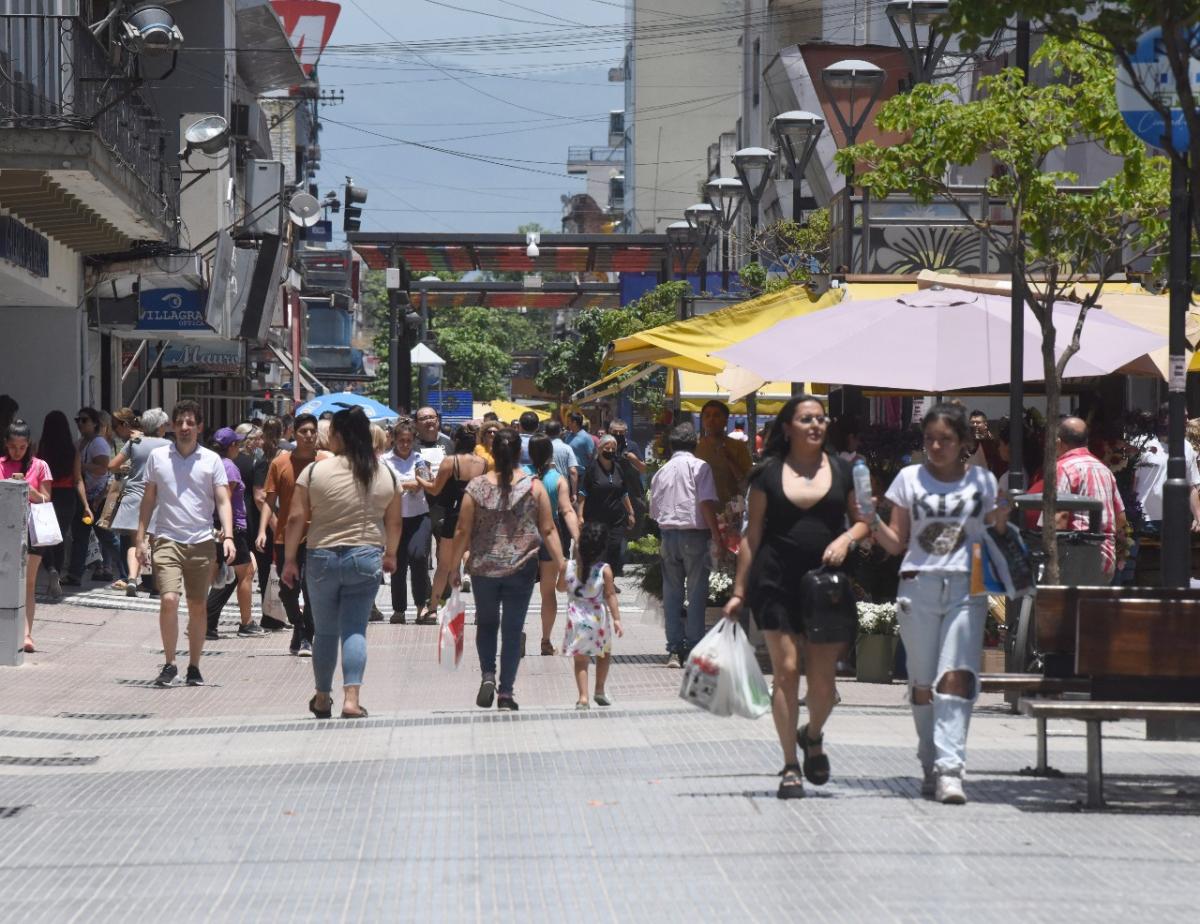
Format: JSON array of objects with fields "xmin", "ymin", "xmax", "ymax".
[{"xmin": 560, "ymin": 521, "xmax": 622, "ymax": 709}]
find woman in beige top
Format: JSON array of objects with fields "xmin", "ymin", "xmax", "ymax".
[{"xmin": 284, "ymin": 406, "xmax": 401, "ymax": 720}]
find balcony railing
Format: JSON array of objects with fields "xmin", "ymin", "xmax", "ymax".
[
  {"xmin": 0, "ymin": 11, "xmax": 177, "ymax": 227},
  {"xmin": 567, "ymin": 145, "xmax": 623, "ymax": 165}
]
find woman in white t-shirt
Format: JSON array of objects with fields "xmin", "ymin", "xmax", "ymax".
[{"xmin": 867, "ymin": 403, "xmax": 1010, "ymax": 806}]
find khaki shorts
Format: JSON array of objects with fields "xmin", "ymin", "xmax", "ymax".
[{"xmin": 152, "ymin": 537, "xmax": 216, "ymax": 600}]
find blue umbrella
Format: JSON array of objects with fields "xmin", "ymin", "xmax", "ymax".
[{"xmin": 294, "ymin": 393, "xmax": 401, "ymax": 421}]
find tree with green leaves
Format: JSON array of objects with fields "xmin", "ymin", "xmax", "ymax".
[
  {"xmin": 944, "ymin": 1, "xmax": 1200, "ymax": 233},
  {"xmin": 839, "ymin": 37, "xmax": 1169, "ymax": 579},
  {"xmin": 535, "ymin": 281, "xmax": 688, "ymax": 406},
  {"xmin": 738, "ymin": 210, "xmax": 832, "ymax": 295}
]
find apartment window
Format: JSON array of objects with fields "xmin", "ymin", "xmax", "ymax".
[
  {"xmin": 753, "ymin": 39, "xmax": 761, "ymax": 107},
  {"xmin": 609, "ymin": 175, "xmax": 625, "ymax": 209}
]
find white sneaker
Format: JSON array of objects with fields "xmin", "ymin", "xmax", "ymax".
[
  {"xmin": 921, "ymin": 769, "xmax": 937, "ymax": 797},
  {"xmin": 935, "ymin": 775, "xmax": 967, "ymax": 805}
]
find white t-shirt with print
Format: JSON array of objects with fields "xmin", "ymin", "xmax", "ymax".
[{"xmin": 885, "ymin": 463, "xmax": 998, "ymax": 573}]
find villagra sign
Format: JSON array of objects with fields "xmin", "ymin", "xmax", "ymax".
[
  {"xmin": 271, "ymin": 1, "xmax": 341, "ymax": 77},
  {"xmin": 136, "ymin": 288, "xmax": 208, "ymax": 331},
  {"xmin": 1116, "ymin": 26, "xmax": 1199, "ymax": 151}
]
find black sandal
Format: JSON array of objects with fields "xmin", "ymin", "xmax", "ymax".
[
  {"xmin": 340, "ymin": 707, "xmax": 369, "ymax": 719},
  {"xmin": 777, "ymin": 764, "xmax": 805, "ymax": 800},
  {"xmin": 797, "ymin": 724, "xmax": 830, "ymax": 786},
  {"xmin": 309, "ymin": 694, "xmax": 332, "ymax": 720}
]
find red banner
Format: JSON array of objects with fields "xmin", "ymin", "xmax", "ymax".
[{"xmin": 270, "ymin": 1, "xmax": 341, "ymax": 76}]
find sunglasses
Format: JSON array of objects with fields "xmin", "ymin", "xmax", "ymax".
[{"xmin": 796, "ymin": 414, "xmax": 830, "ymax": 426}]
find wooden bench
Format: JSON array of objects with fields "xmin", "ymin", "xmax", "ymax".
[{"xmin": 1018, "ymin": 591, "xmax": 1200, "ymax": 808}]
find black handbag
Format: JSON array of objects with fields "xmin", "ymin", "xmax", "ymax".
[{"xmin": 798, "ymin": 565, "xmax": 857, "ymax": 644}]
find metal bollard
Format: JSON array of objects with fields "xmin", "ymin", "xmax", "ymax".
[{"xmin": 0, "ymin": 478, "xmax": 28, "ymax": 666}]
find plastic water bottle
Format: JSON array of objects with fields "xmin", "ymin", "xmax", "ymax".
[{"xmin": 853, "ymin": 458, "xmax": 875, "ymax": 520}]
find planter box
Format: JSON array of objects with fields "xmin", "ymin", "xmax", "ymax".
[
  {"xmin": 980, "ymin": 647, "xmax": 1005, "ymax": 674},
  {"xmin": 856, "ymin": 635, "xmax": 898, "ymax": 684}
]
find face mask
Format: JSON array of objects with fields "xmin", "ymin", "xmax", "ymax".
[{"xmin": 601, "ymin": 449, "xmax": 615, "ymax": 459}]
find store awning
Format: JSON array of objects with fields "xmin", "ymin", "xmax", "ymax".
[
  {"xmin": 603, "ymin": 284, "xmax": 844, "ymax": 374},
  {"xmin": 670, "ymin": 370, "xmax": 809, "ymax": 414}
]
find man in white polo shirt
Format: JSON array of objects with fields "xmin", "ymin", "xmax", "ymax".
[{"xmin": 135, "ymin": 400, "xmax": 235, "ymax": 687}]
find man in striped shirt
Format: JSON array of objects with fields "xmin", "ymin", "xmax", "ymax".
[{"xmin": 1055, "ymin": 417, "xmax": 1127, "ymax": 579}]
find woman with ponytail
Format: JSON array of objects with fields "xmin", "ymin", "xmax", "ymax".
[
  {"xmin": 448, "ymin": 427, "xmax": 565, "ymax": 711},
  {"xmin": 284, "ymin": 407, "xmax": 402, "ymax": 720}
]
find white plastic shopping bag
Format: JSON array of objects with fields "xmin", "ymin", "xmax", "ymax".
[
  {"xmin": 678, "ymin": 621, "xmax": 734, "ymax": 716},
  {"xmin": 262, "ymin": 571, "xmax": 285, "ymax": 622},
  {"xmin": 28, "ymin": 503, "xmax": 62, "ymax": 548},
  {"xmin": 438, "ymin": 587, "xmax": 466, "ymax": 670},
  {"xmin": 726, "ymin": 622, "xmax": 771, "ymax": 719},
  {"xmin": 679, "ymin": 620, "xmax": 770, "ymax": 719}
]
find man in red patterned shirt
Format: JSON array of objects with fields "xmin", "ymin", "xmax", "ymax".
[{"xmin": 1055, "ymin": 417, "xmax": 1127, "ymax": 579}]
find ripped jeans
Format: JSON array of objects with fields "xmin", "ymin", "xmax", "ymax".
[{"xmin": 896, "ymin": 571, "xmax": 986, "ymax": 778}]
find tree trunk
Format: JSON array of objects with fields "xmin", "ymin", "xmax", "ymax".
[{"xmin": 1039, "ymin": 298, "xmax": 1061, "ymax": 584}]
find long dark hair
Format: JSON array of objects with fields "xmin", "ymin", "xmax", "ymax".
[
  {"xmin": 5, "ymin": 420, "xmax": 33, "ymax": 474},
  {"xmin": 528, "ymin": 434, "xmax": 554, "ymax": 477},
  {"xmin": 750, "ymin": 394, "xmax": 827, "ymax": 485},
  {"xmin": 38, "ymin": 410, "xmax": 76, "ymax": 479},
  {"xmin": 577, "ymin": 520, "xmax": 609, "ymax": 579},
  {"xmin": 331, "ymin": 406, "xmax": 378, "ymax": 491},
  {"xmin": 491, "ymin": 427, "xmax": 521, "ymax": 504}
]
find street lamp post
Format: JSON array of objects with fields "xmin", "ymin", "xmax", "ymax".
[
  {"xmin": 886, "ymin": 0, "xmax": 951, "ymax": 86},
  {"xmin": 685, "ymin": 202, "xmax": 719, "ymax": 295},
  {"xmin": 822, "ymin": 59, "xmax": 886, "ymax": 274},
  {"xmin": 771, "ymin": 110, "xmax": 825, "ymax": 222},
  {"xmin": 705, "ymin": 176, "xmax": 745, "ymax": 292},
  {"xmin": 733, "ymin": 147, "xmax": 776, "ymax": 265},
  {"xmin": 666, "ymin": 220, "xmax": 695, "ymax": 283}
]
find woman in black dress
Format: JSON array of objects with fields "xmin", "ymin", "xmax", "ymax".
[{"xmin": 724, "ymin": 395, "xmax": 871, "ymax": 799}]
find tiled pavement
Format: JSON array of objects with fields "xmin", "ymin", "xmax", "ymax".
[{"xmin": 1, "ymin": 575, "xmax": 1199, "ymax": 922}]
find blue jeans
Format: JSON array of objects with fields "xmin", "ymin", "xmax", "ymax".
[
  {"xmin": 472, "ymin": 559, "xmax": 537, "ymax": 696},
  {"xmin": 305, "ymin": 546, "xmax": 383, "ymax": 691},
  {"xmin": 660, "ymin": 529, "xmax": 710, "ymax": 655},
  {"xmin": 895, "ymin": 571, "xmax": 986, "ymax": 778}
]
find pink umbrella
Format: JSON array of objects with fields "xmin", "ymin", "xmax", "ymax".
[{"xmin": 713, "ymin": 287, "xmax": 1165, "ymax": 393}]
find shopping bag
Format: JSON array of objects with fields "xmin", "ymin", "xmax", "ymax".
[
  {"xmin": 636, "ymin": 591, "xmax": 665, "ymax": 628},
  {"xmin": 28, "ymin": 502, "xmax": 62, "ymax": 548},
  {"xmin": 726, "ymin": 622, "xmax": 771, "ymax": 719},
  {"xmin": 438, "ymin": 587, "xmax": 466, "ymax": 670},
  {"xmin": 678, "ymin": 621, "xmax": 735, "ymax": 717},
  {"xmin": 262, "ymin": 571, "xmax": 285, "ymax": 621}
]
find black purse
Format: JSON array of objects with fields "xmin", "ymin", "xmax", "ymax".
[{"xmin": 798, "ymin": 565, "xmax": 857, "ymax": 644}]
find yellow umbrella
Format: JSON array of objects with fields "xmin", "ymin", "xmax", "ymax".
[
  {"xmin": 475, "ymin": 399, "xmax": 551, "ymax": 422},
  {"xmin": 668, "ymin": 370, "xmax": 808, "ymax": 414},
  {"xmin": 602, "ymin": 284, "xmax": 844, "ymax": 375}
]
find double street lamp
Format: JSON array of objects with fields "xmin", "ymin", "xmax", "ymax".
[
  {"xmin": 886, "ymin": 0, "xmax": 952, "ymax": 86},
  {"xmin": 771, "ymin": 110, "xmax": 825, "ymax": 223},
  {"xmin": 704, "ymin": 176, "xmax": 745, "ymax": 292},
  {"xmin": 733, "ymin": 146, "xmax": 777, "ymax": 264},
  {"xmin": 683, "ymin": 202, "xmax": 719, "ymax": 295},
  {"xmin": 821, "ymin": 58, "xmax": 885, "ymax": 274}
]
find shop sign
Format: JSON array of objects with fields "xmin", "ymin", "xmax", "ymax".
[{"xmin": 136, "ymin": 288, "xmax": 208, "ymax": 331}]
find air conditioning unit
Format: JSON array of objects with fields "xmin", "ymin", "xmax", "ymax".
[{"xmin": 244, "ymin": 160, "xmax": 283, "ymax": 236}]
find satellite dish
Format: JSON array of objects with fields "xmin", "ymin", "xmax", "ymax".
[
  {"xmin": 182, "ymin": 115, "xmax": 230, "ymax": 158},
  {"xmin": 287, "ymin": 193, "xmax": 322, "ymax": 228}
]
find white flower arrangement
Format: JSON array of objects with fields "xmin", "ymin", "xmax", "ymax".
[
  {"xmin": 857, "ymin": 601, "xmax": 899, "ymax": 637},
  {"xmin": 707, "ymin": 569, "xmax": 733, "ymax": 605}
]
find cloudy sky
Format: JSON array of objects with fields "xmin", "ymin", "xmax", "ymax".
[{"xmin": 312, "ymin": 0, "xmax": 627, "ymax": 236}]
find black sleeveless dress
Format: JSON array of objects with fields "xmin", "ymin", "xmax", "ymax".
[{"xmin": 748, "ymin": 454, "xmax": 853, "ymax": 635}]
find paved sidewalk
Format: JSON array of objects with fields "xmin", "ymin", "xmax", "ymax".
[{"xmin": 1, "ymin": 578, "xmax": 1198, "ymax": 922}]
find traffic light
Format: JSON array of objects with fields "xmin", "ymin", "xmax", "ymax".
[{"xmin": 343, "ymin": 181, "xmax": 367, "ymax": 232}]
